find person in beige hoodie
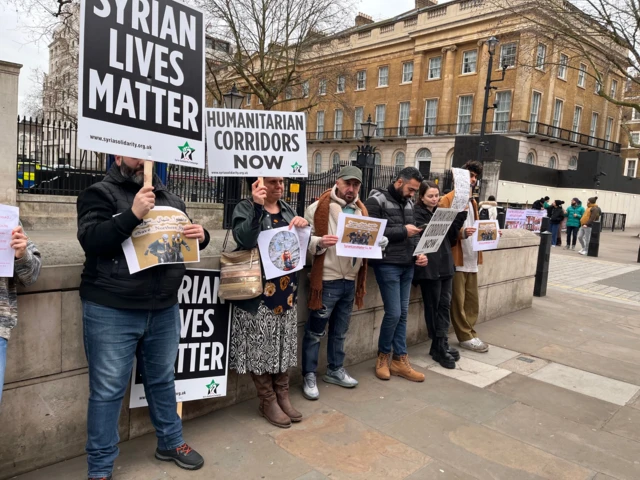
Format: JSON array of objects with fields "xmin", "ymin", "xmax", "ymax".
[{"xmin": 301, "ymin": 166, "xmax": 388, "ymax": 400}]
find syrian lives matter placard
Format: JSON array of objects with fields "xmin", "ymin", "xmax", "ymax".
[
  {"xmin": 130, "ymin": 270, "xmax": 230, "ymax": 408},
  {"xmin": 206, "ymin": 109, "xmax": 308, "ymax": 177},
  {"xmin": 78, "ymin": 0, "xmax": 205, "ymax": 168}
]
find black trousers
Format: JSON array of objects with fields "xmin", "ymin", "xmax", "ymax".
[
  {"xmin": 566, "ymin": 226, "xmax": 579, "ymax": 246},
  {"xmin": 418, "ymin": 277, "xmax": 453, "ymax": 339}
]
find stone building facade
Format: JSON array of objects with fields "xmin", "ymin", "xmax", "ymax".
[{"xmin": 620, "ymin": 81, "xmax": 640, "ymax": 179}]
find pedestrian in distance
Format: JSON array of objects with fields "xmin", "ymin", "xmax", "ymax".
[
  {"xmin": 531, "ymin": 196, "xmax": 549, "ymax": 211},
  {"xmin": 77, "ymin": 156, "xmax": 210, "ymax": 480},
  {"xmin": 578, "ymin": 196, "xmax": 602, "ymax": 255},
  {"xmin": 0, "ymin": 224, "xmax": 41, "ymax": 405},
  {"xmin": 365, "ymin": 167, "xmax": 428, "ymax": 382},
  {"xmin": 478, "ymin": 195, "xmax": 498, "ymax": 220},
  {"xmin": 413, "ymin": 180, "xmax": 467, "ymax": 369},
  {"xmin": 302, "ymin": 166, "xmax": 388, "ymax": 400},
  {"xmin": 549, "ymin": 200, "xmax": 565, "ymax": 247},
  {"xmin": 231, "ymin": 177, "xmax": 309, "ymax": 428},
  {"xmin": 440, "ymin": 160, "xmax": 501, "ymax": 353},
  {"xmin": 564, "ymin": 198, "xmax": 584, "ymax": 250}
]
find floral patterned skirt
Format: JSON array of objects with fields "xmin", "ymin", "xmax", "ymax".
[{"xmin": 229, "ymin": 303, "xmax": 298, "ymax": 375}]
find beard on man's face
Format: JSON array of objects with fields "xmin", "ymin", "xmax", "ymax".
[{"xmin": 120, "ymin": 162, "xmax": 144, "ymax": 185}]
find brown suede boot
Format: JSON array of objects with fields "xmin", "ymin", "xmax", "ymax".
[
  {"xmin": 375, "ymin": 352, "xmax": 391, "ymax": 380},
  {"xmin": 390, "ymin": 355, "xmax": 425, "ymax": 382},
  {"xmin": 250, "ymin": 373, "xmax": 291, "ymax": 428},
  {"xmin": 273, "ymin": 371, "xmax": 302, "ymax": 422}
]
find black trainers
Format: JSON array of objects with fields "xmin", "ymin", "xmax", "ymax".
[{"xmin": 155, "ymin": 443, "xmax": 204, "ymax": 470}]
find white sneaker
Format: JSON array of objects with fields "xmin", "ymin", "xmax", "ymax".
[
  {"xmin": 323, "ymin": 367, "xmax": 358, "ymax": 388},
  {"xmin": 459, "ymin": 337, "xmax": 489, "ymax": 353},
  {"xmin": 302, "ymin": 373, "xmax": 319, "ymax": 400},
  {"xmin": 580, "ymin": 250, "xmax": 588, "ymax": 255}
]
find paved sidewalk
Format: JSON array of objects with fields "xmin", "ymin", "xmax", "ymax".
[{"xmin": 14, "ymin": 289, "xmax": 640, "ymax": 480}]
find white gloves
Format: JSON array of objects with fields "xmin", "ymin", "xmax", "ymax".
[{"xmin": 378, "ymin": 236, "xmax": 389, "ymax": 251}]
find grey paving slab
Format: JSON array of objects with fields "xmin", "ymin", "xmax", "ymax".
[
  {"xmin": 295, "ymin": 471, "xmax": 330, "ymax": 480},
  {"xmin": 597, "ymin": 270, "xmax": 640, "ymax": 293},
  {"xmin": 488, "ymin": 373, "xmax": 619, "ymax": 429},
  {"xmin": 386, "ymin": 405, "xmax": 594, "ymax": 480},
  {"xmin": 602, "ymin": 406, "xmax": 640, "ymax": 443},
  {"xmin": 592, "ymin": 474, "xmax": 620, "ymax": 480},
  {"xmin": 576, "ymin": 339, "xmax": 640, "ymax": 366},
  {"xmin": 404, "ymin": 460, "xmax": 480, "ymax": 480},
  {"xmin": 428, "ymin": 357, "xmax": 512, "ymax": 388},
  {"xmin": 484, "ymin": 402, "xmax": 640, "ymax": 480},
  {"xmin": 455, "ymin": 343, "xmax": 521, "ymax": 366}
]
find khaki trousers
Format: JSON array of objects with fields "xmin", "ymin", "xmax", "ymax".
[{"xmin": 451, "ymin": 271, "xmax": 479, "ymax": 342}]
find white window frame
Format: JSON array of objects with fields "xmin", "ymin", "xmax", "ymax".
[
  {"xmin": 549, "ymin": 156, "xmax": 557, "ymax": 169},
  {"xmin": 558, "ymin": 54, "xmax": 568, "ymax": 80},
  {"xmin": 631, "ymin": 131, "xmax": 640, "ymax": 145},
  {"xmin": 535, "ymin": 44, "xmax": 547, "ymax": 70},
  {"xmin": 375, "ymin": 104, "xmax": 386, "ymax": 137},
  {"xmin": 428, "ymin": 56, "xmax": 442, "ymax": 79},
  {"xmin": 332, "ymin": 152, "xmax": 340, "ymax": 168},
  {"xmin": 402, "ymin": 62, "xmax": 414, "ymax": 83},
  {"xmin": 569, "ymin": 156, "xmax": 578, "ymax": 170},
  {"xmin": 633, "ymin": 108, "xmax": 640, "ymax": 121},
  {"xmin": 246, "ymin": 93, "xmax": 251, "ymax": 106},
  {"xmin": 529, "ymin": 91, "xmax": 542, "ymax": 134},
  {"xmin": 499, "ymin": 43, "xmax": 517, "ymax": 68},
  {"xmin": 578, "ymin": 64, "xmax": 587, "ymax": 88},
  {"xmin": 595, "ymin": 79, "xmax": 602, "ymax": 94},
  {"xmin": 336, "ymin": 75, "xmax": 345, "ymax": 93},
  {"xmin": 493, "ymin": 91, "xmax": 512, "ymax": 133},
  {"xmin": 316, "ymin": 111, "xmax": 325, "ymax": 140},
  {"xmin": 314, "ymin": 152, "xmax": 322, "ymax": 173},
  {"xmin": 424, "ymin": 98, "xmax": 438, "ymax": 135},
  {"xmin": 334, "ymin": 109, "xmax": 344, "ymax": 139},
  {"xmin": 378, "ymin": 66, "xmax": 389, "ymax": 87},
  {"xmin": 525, "ymin": 152, "xmax": 535, "ymax": 164},
  {"xmin": 395, "ymin": 151, "xmax": 406, "ymax": 169},
  {"xmin": 457, "ymin": 95, "xmax": 473, "ymax": 134},
  {"xmin": 354, "ymin": 106, "xmax": 364, "ymax": 139},
  {"xmin": 319, "ymin": 79, "xmax": 327, "ymax": 95},
  {"xmin": 625, "ymin": 158, "xmax": 638, "ymax": 177},
  {"xmin": 552, "ymin": 99, "xmax": 564, "ymax": 137},
  {"xmin": 610, "ymin": 79, "xmax": 618, "ymax": 99},
  {"xmin": 374, "ymin": 152, "xmax": 382, "ymax": 166},
  {"xmin": 462, "ymin": 50, "xmax": 477, "ymax": 74},
  {"xmin": 302, "ymin": 80, "xmax": 309, "ymax": 98},
  {"xmin": 571, "ymin": 106, "xmax": 582, "ymax": 142},
  {"xmin": 398, "ymin": 101, "xmax": 410, "ymax": 136},
  {"xmin": 589, "ymin": 112, "xmax": 599, "ymax": 145},
  {"xmin": 605, "ymin": 117, "xmax": 613, "ymax": 143},
  {"xmin": 356, "ymin": 70, "xmax": 367, "ymax": 90}
]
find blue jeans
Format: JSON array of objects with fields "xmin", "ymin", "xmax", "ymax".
[
  {"xmin": 302, "ymin": 280, "xmax": 355, "ymax": 375},
  {"xmin": 0, "ymin": 337, "xmax": 7, "ymax": 405},
  {"xmin": 373, "ymin": 264, "xmax": 414, "ymax": 356},
  {"xmin": 550, "ymin": 223, "xmax": 560, "ymax": 245},
  {"xmin": 82, "ymin": 301, "xmax": 183, "ymax": 478}
]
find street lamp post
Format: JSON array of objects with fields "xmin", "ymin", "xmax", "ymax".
[
  {"xmin": 223, "ymin": 83, "xmax": 245, "ymax": 110},
  {"xmin": 355, "ymin": 114, "xmax": 377, "ymax": 194},
  {"xmin": 222, "ymin": 84, "xmax": 245, "ymax": 225}
]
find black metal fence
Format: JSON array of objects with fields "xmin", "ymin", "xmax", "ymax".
[
  {"xmin": 16, "ymin": 117, "xmax": 106, "ymax": 196},
  {"xmin": 601, "ymin": 212, "xmax": 626, "ymax": 232},
  {"xmin": 165, "ymin": 164, "xmax": 224, "ymax": 203}
]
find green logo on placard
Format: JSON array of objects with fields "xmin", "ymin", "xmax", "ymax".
[
  {"xmin": 178, "ymin": 142, "xmax": 195, "ymax": 162},
  {"xmin": 206, "ymin": 379, "xmax": 219, "ymax": 395},
  {"xmin": 291, "ymin": 161, "xmax": 302, "ymax": 174}
]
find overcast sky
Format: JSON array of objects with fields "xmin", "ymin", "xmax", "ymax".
[{"xmin": 0, "ymin": 0, "xmax": 416, "ymax": 116}]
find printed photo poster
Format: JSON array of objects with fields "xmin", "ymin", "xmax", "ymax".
[
  {"xmin": 505, "ymin": 208, "xmax": 526, "ymax": 230},
  {"xmin": 451, "ymin": 168, "xmax": 471, "ymax": 211},
  {"xmin": 258, "ymin": 225, "xmax": 312, "ymax": 280},
  {"xmin": 414, "ymin": 208, "xmax": 458, "ymax": 255},
  {"xmin": 0, "ymin": 205, "xmax": 20, "ymax": 277},
  {"xmin": 472, "ymin": 220, "xmax": 501, "ymax": 251},
  {"xmin": 122, "ymin": 207, "xmax": 199, "ymax": 274},
  {"xmin": 524, "ymin": 209, "xmax": 547, "ymax": 234},
  {"xmin": 130, "ymin": 269, "xmax": 231, "ymax": 408},
  {"xmin": 335, "ymin": 213, "xmax": 388, "ymax": 259},
  {"xmin": 78, "ymin": 0, "xmax": 206, "ymax": 168},
  {"xmin": 206, "ymin": 109, "xmax": 308, "ymax": 177}
]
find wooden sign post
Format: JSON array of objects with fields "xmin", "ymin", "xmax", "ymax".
[{"xmin": 144, "ymin": 160, "xmax": 154, "ymax": 188}]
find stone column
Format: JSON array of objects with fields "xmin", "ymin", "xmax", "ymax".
[
  {"xmin": 0, "ymin": 60, "xmax": 22, "ymax": 206},
  {"xmin": 479, "ymin": 159, "xmax": 501, "ymax": 202},
  {"xmin": 438, "ymin": 45, "xmax": 457, "ymax": 134},
  {"xmin": 472, "ymin": 40, "xmax": 490, "ymax": 129},
  {"xmin": 409, "ymin": 52, "xmax": 424, "ymax": 128}
]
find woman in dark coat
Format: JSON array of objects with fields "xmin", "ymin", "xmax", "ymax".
[
  {"xmin": 413, "ymin": 181, "xmax": 467, "ymax": 368},
  {"xmin": 231, "ymin": 177, "xmax": 309, "ymax": 428},
  {"xmin": 549, "ymin": 200, "xmax": 565, "ymax": 247}
]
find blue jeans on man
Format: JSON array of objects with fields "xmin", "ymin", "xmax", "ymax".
[
  {"xmin": 83, "ymin": 301, "xmax": 183, "ymax": 478},
  {"xmin": 302, "ymin": 279, "xmax": 355, "ymax": 375},
  {"xmin": 0, "ymin": 337, "xmax": 7, "ymax": 405},
  {"xmin": 373, "ymin": 264, "xmax": 414, "ymax": 355}
]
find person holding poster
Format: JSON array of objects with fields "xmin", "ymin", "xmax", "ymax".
[
  {"xmin": 0, "ymin": 223, "xmax": 41, "ymax": 405},
  {"xmin": 230, "ymin": 177, "xmax": 309, "ymax": 428},
  {"xmin": 439, "ymin": 160, "xmax": 490, "ymax": 353},
  {"xmin": 365, "ymin": 167, "xmax": 428, "ymax": 382},
  {"xmin": 412, "ymin": 181, "xmax": 467, "ymax": 369},
  {"xmin": 301, "ymin": 166, "xmax": 387, "ymax": 400},
  {"xmin": 77, "ymin": 157, "xmax": 210, "ymax": 478}
]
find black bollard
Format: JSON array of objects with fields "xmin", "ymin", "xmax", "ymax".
[
  {"xmin": 534, "ymin": 232, "xmax": 552, "ymax": 297},
  {"xmin": 638, "ymin": 241, "xmax": 640, "ymax": 263},
  {"xmin": 587, "ymin": 221, "xmax": 601, "ymax": 257},
  {"xmin": 497, "ymin": 210, "xmax": 506, "ymax": 229},
  {"xmin": 541, "ymin": 216, "xmax": 550, "ymax": 233}
]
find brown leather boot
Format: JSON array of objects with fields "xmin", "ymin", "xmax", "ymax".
[
  {"xmin": 273, "ymin": 371, "xmax": 302, "ymax": 422},
  {"xmin": 250, "ymin": 373, "xmax": 291, "ymax": 428},
  {"xmin": 375, "ymin": 352, "xmax": 391, "ymax": 380},
  {"xmin": 390, "ymin": 354, "xmax": 425, "ymax": 382}
]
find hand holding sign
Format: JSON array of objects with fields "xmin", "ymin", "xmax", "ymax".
[
  {"xmin": 10, "ymin": 226, "xmax": 28, "ymax": 259},
  {"xmin": 251, "ymin": 180, "xmax": 267, "ymax": 205},
  {"xmin": 132, "ymin": 186, "xmax": 156, "ymax": 220}
]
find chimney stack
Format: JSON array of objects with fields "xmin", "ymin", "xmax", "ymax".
[
  {"xmin": 355, "ymin": 12, "xmax": 374, "ymax": 27},
  {"xmin": 415, "ymin": 0, "xmax": 437, "ymax": 8}
]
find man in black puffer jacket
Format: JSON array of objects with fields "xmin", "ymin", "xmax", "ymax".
[
  {"xmin": 77, "ymin": 157, "xmax": 210, "ymax": 480},
  {"xmin": 365, "ymin": 167, "xmax": 428, "ymax": 383}
]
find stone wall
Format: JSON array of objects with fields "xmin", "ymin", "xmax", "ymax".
[{"xmin": 0, "ymin": 229, "xmax": 539, "ymax": 479}]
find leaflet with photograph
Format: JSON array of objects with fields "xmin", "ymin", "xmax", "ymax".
[
  {"xmin": 257, "ymin": 225, "xmax": 311, "ymax": 280},
  {"xmin": 472, "ymin": 220, "xmax": 501, "ymax": 251},
  {"xmin": 335, "ymin": 213, "xmax": 387, "ymax": 259}
]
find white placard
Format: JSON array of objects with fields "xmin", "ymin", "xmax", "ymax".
[
  {"xmin": 335, "ymin": 213, "xmax": 388, "ymax": 259},
  {"xmin": 130, "ymin": 269, "xmax": 230, "ymax": 408},
  {"xmin": 451, "ymin": 168, "xmax": 471, "ymax": 211},
  {"xmin": 78, "ymin": 0, "xmax": 206, "ymax": 168},
  {"xmin": 505, "ymin": 208, "xmax": 527, "ymax": 230},
  {"xmin": 257, "ymin": 225, "xmax": 311, "ymax": 280},
  {"xmin": 0, "ymin": 205, "xmax": 20, "ymax": 277},
  {"xmin": 414, "ymin": 208, "xmax": 459, "ymax": 255},
  {"xmin": 122, "ymin": 207, "xmax": 200, "ymax": 274},
  {"xmin": 206, "ymin": 108, "xmax": 308, "ymax": 177},
  {"xmin": 472, "ymin": 220, "xmax": 500, "ymax": 251}
]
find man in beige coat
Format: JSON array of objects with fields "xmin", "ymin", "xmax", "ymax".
[{"xmin": 301, "ymin": 166, "xmax": 387, "ymax": 400}]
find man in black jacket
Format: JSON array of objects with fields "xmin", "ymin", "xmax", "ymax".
[
  {"xmin": 77, "ymin": 156, "xmax": 210, "ymax": 480},
  {"xmin": 365, "ymin": 167, "xmax": 428, "ymax": 383}
]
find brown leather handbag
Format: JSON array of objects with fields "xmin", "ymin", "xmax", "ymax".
[{"xmin": 219, "ymin": 240, "xmax": 263, "ymax": 300}]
